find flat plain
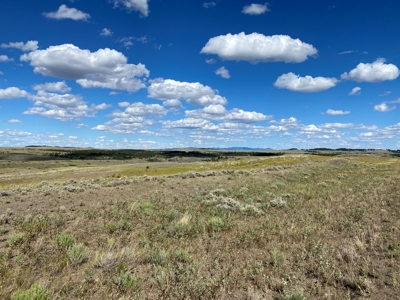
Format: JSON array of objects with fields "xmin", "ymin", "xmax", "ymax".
[{"xmin": 0, "ymin": 147, "xmax": 399, "ymax": 299}]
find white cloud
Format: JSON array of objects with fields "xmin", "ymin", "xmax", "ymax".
[
  {"xmin": 113, "ymin": 102, "xmax": 166, "ymax": 117},
  {"xmin": 162, "ymin": 118, "xmax": 211, "ymax": 129},
  {"xmin": 379, "ymin": 91, "xmax": 392, "ymax": 97},
  {"xmin": 8, "ymin": 119, "xmax": 21, "ymax": 123},
  {"xmin": 1, "ymin": 40, "xmax": 39, "ymax": 52},
  {"xmin": 341, "ymin": 58, "xmax": 399, "ymax": 82},
  {"xmin": 301, "ymin": 124, "xmax": 322, "ymax": 132},
  {"xmin": 201, "ymin": 33, "xmax": 317, "ymax": 63},
  {"xmin": 92, "ymin": 102, "xmax": 164, "ymax": 133},
  {"xmin": 325, "ymin": 109, "xmax": 351, "ymax": 116},
  {"xmin": 360, "ymin": 132, "xmax": 374, "ymax": 137},
  {"xmin": 117, "ymin": 36, "xmax": 148, "ymax": 48},
  {"xmin": 21, "ymin": 44, "xmax": 149, "ymax": 92},
  {"xmin": 339, "ymin": 50, "xmax": 368, "ymax": 55},
  {"xmin": 100, "ymin": 28, "xmax": 114, "ymax": 37},
  {"xmin": 148, "ymin": 79, "xmax": 228, "ymax": 106},
  {"xmin": 349, "ymin": 87, "xmax": 361, "ymax": 96},
  {"xmin": 48, "ymin": 133, "xmax": 64, "ymax": 139},
  {"xmin": 205, "ymin": 58, "xmax": 216, "ymax": 64},
  {"xmin": 270, "ymin": 117, "xmax": 298, "ymax": 127},
  {"xmin": 43, "ymin": 5, "xmax": 90, "ymax": 21},
  {"xmin": 339, "ymin": 50, "xmax": 357, "ymax": 55},
  {"xmin": 274, "ymin": 72, "xmax": 338, "ymax": 93},
  {"xmin": 163, "ymin": 99, "xmax": 183, "ymax": 108},
  {"xmin": 33, "ymin": 81, "xmax": 71, "ymax": 93},
  {"xmin": 242, "ymin": 3, "xmax": 270, "ymax": 15},
  {"xmin": 374, "ymin": 102, "xmax": 396, "ymax": 112},
  {"xmin": 24, "ymin": 91, "xmax": 110, "ymax": 121},
  {"xmin": 0, "ymin": 55, "xmax": 13, "ymax": 62},
  {"xmin": 185, "ymin": 105, "xmax": 271, "ymax": 123},
  {"xmin": 203, "ymin": 2, "xmax": 216, "ymax": 8},
  {"xmin": 0, "ymin": 87, "xmax": 28, "ymax": 99},
  {"xmin": 111, "ymin": 0, "xmax": 149, "ymax": 17},
  {"xmin": 215, "ymin": 66, "xmax": 230, "ymax": 79},
  {"xmin": 119, "ymin": 37, "xmax": 134, "ymax": 48}
]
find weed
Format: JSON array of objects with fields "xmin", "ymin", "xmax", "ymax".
[
  {"xmin": 352, "ymin": 207, "xmax": 367, "ymax": 222},
  {"xmin": 270, "ymin": 249, "xmax": 286, "ymax": 267},
  {"xmin": 155, "ymin": 269, "xmax": 169, "ymax": 289},
  {"xmin": 169, "ymin": 213, "xmax": 193, "ymax": 238},
  {"xmin": 106, "ymin": 219, "xmax": 132, "ymax": 234},
  {"xmin": 209, "ymin": 216, "xmax": 224, "ymax": 232},
  {"xmin": 66, "ymin": 243, "xmax": 88, "ymax": 265},
  {"xmin": 273, "ymin": 182, "xmax": 286, "ymax": 189},
  {"xmin": 174, "ymin": 248, "xmax": 192, "ymax": 263},
  {"xmin": 146, "ymin": 249, "xmax": 169, "ymax": 265},
  {"xmin": 280, "ymin": 286, "xmax": 306, "ymax": 300},
  {"xmin": 53, "ymin": 233, "xmax": 75, "ymax": 251},
  {"xmin": 113, "ymin": 270, "xmax": 141, "ymax": 293},
  {"xmin": 140, "ymin": 202, "xmax": 155, "ymax": 215},
  {"xmin": 11, "ymin": 283, "xmax": 50, "ymax": 300}
]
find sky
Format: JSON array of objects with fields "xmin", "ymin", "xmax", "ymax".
[{"xmin": 0, "ymin": 0, "xmax": 399, "ymax": 149}]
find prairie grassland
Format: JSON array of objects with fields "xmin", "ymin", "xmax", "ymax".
[{"xmin": 0, "ymin": 153, "xmax": 399, "ymax": 299}]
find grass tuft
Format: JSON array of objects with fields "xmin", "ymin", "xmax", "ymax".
[{"xmin": 11, "ymin": 283, "xmax": 50, "ymax": 300}]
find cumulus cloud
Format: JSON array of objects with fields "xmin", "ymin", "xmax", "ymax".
[
  {"xmin": 148, "ymin": 79, "xmax": 228, "ymax": 106},
  {"xmin": 360, "ymin": 132, "xmax": 374, "ymax": 137},
  {"xmin": 341, "ymin": 58, "xmax": 399, "ymax": 82},
  {"xmin": 215, "ymin": 66, "xmax": 230, "ymax": 78},
  {"xmin": 0, "ymin": 55, "xmax": 13, "ymax": 62},
  {"xmin": 33, "ymin": 81, "xmax": 71, "ymax": 93},
  {"xmin": 0, "ymin": 87, "xmax": 28, "ymax": 99},
  {"xmin": 92, "ymin": 102, "xmax": 165, "ymax": 133},
  {"xmin": 201, "ymin": 33, "xmax": 317, "ymax": 63},
  {"xmin": 242, "ymin": 3, "xmax": 270, "ymax": 15},
  {"xmin": 43, "ymin": 5, "xmax": 91, "ymax": 21},
  {"xmin": 24, "ymin": 91, "xmax": 110, "ymax": 121},
  {"xmin": 162, "ymin": 118, "xmax": 211, "ymax": 129},
  {"xmin": 325, "ymin": 109, "xmax": 351, "ymax": 115},
  {"xmin": 374, "ymin": 103, "xmax": 396, "ymax": 112},
  {"xmin": 1, "ymin": 40, "xmax": 39, "ymax": 52},
  {"xmin": 349, "ymin": 87, "xmax": 361, "ymax": 96},
  {"xmin": 373, "ymin": 99, "xmax": 400, "ymax": 112},
  {"xmin": 8, "ymin": 119, "xmax": 21, "ymax": 123},
  {"xmin": 21, "ymin": 44, "xmax": 149, "ymax": 92},
  {"xmin": 270, "ymin": 117, "xmax": 298, "ymax": 127},
  {"xmin": 113, "ymin": 101, "xmax": 166, "ymax": 117},
  {"xmin": 274, "ymin": 72, "xmax": 339, "ymax": 92},
  {"xmin": 111, "ymin": 0, "xmax": 149, "ymax": 17},
  {"xmin": 203, "ymin": 2, "xmax": 216, "ymax": 8},
  {"xmin": 163, "ymin": 99, "xmax": 183, "ymax": 108},
  {"xmin": 100, "ymin": 28, "xmax": 114, "ymax": 36},
  {"xmin": 301, "ymin": 124, "xmax": 323, "ymax": 132},
  {"xmin": 185, "ymin": 105, "xmax": 271, "ymax": 123}
]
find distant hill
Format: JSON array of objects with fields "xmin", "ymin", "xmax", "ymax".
[{"xmin": 212, "ymin": 147, "xmax": 273, "ymax": 151}]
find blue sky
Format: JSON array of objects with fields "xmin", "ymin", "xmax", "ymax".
[{"xmin": 0, "ymin": 0, "xmax": 399, "ymax": 149}]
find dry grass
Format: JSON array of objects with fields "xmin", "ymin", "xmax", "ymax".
[{"xmin": 0, "ymin": 151, "xmax": 399, "ymax": 299}]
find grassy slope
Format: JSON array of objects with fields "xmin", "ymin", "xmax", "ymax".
[{"xmin": 0, "ymin": 155, "xmax": 399, "ymax": 299}]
